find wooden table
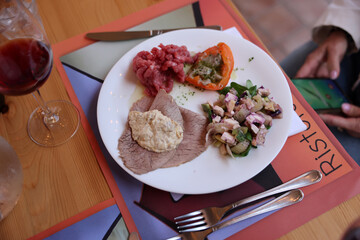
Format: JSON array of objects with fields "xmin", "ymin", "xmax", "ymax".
[{"xmin": 0, "ymin": 0, "xmax": 359, "ymax": 239}]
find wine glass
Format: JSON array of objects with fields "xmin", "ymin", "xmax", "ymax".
[
  {"xmin": 0, "ymin": 0, "xmax": 80, "ymax": 147},
  {"xmin": 0, "ymin": 136, "xmax": 23, "ymax": 221}
]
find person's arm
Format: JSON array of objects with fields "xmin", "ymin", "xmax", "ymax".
[
  {"xmin": 296, "ymin": 0, "xmax": 360, "ymax": 80},
  {"xmin": 312, "ymin": 0, "xmax": 360, "ymax": 53},
  {"xmin": 295, "ymin": 28, "xmax": 348, "ymax": 79}
]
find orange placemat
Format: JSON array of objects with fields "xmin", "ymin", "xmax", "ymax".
[{"xmin": 35, "ymin": 0, "xmax": 360, "ymax": 239}]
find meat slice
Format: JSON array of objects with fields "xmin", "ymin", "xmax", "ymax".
[
  {"xmin": 118, "ymin": 90, "xmax": 179, "ymax": 174},
  {"xmin": 117, "ymin": 90, "xmax": 208, "ymax": 175},
  {"xmin": 149, "ymin": 89, "xmax": 183, "ymax": 127},
  {"xmin": 130, "ymin": 95, "xmax": 153, "ymax": 112},
  {"xmin": 118, "ymin": 127, "xmax": 176, "ymax": 174},
  {"xmin": 161, "ymin": 107, "xmax": 208, "ymax": 168}
]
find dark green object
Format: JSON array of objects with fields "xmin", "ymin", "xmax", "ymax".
[
  {"xmin": 201, "ymin": 103, "xmax": 213, "ymax": 122},
  {"xmin": 218, "ymin": 80, "xmax": 257, "ymax": 97},
  {"xmin": 0, "ymin": 94, "xmax": 8, "ymax": 114},
  {"xmin": 291, "ymin": 78, "xmax": 349, "ymax": 114}
]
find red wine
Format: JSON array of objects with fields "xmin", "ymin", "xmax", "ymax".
[{"xmin": 0, "ymin": 38, "xmax": 52, "ymax": 96}]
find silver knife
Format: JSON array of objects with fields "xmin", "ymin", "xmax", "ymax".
[{"xmin": 85, "ymin": 25, "xmax": 222, "ymax": 41}]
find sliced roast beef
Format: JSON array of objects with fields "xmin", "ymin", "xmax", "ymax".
[
  {"xmin": 130, "ymin": 95, "xmax": 154, "ymax": 112},
  {"xmin": 118, "ymin": 90, "xmax": 178, "ymax": 174},
  {"xmin": 161, "ymin": 107, "xmax": 208, "ymax": 168},
  {"xmin": 118, "ymin": 89, "xmax": 207, "ymax": 174},
  {"xmin": 118, "ymin": 125, "xmax": 176, "ymax": 174},
  {"xmin": 149, "ymin": 89, "xmax": 183, "ymax": 127}
]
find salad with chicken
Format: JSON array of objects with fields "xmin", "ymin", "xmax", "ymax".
[{"xmin": 202, "ymin": 80, "xmax": 283, "ymax": 157}]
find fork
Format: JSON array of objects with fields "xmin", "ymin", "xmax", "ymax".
[
  {"xmin": 167, "ymin": 189, "xmax": 304, "ymax": 240},
  {"xmin": 175, "ymin": 170, "xmax": 321, "ymax": 232}
]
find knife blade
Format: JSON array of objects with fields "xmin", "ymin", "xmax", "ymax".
[{"xmin": 85, "ymin": 25, "xmax": 222, "ymax": 41}]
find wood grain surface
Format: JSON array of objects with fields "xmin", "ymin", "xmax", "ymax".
[{"xmin": 0, "ymin": 0, "xmax": 359, "ymax": 239}]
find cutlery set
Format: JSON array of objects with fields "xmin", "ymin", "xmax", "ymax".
[{"xmin": 167, "ymin": 170, "xmax": 322, "ymax": 240}]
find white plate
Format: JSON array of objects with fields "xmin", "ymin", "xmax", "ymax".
[{"xmin": 97, "ymin": 29, "xmax": 292, "ymax": 194}]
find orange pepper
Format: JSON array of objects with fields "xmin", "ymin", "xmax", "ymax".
[{"xmin": 185, "ymin": 42, "xmax": 234, "ymax": 90}]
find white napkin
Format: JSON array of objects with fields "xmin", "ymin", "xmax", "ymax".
[
  {"xmin": 170, "ymin": 27, "xmax": 306, "ymax": 201},
  {"xmin": 289, "ymin": 110, "xmax": 307, "ymax": 136},
  {"xmin": 224, "ymin": 27, "xmax": 306, "ymax": 137}
]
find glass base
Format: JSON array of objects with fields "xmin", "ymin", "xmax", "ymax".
[
  {"xmin": 0, "ymin": 137, "xmax": 23, "ymax": 222},
  {"xmin": 27, "ymin": 100, "xmax": 80, "ymax": 147}
]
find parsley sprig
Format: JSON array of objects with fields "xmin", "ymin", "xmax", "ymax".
[{"xmin": 218, "ymin": 79, "xmax": 257, "ymax": 97}]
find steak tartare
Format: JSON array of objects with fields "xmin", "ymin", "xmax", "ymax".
[{"xmin": 132, "ymin": 44, "xmax": 194, "ymax": 96}]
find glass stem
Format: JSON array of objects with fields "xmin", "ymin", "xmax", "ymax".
[
  {"xmin": 31, "ymin": 89, "xmax": 58, "ymax": 124},
  {"xmin": 0, "ymin": 93, "xmax": 8, "ymax": 114}
]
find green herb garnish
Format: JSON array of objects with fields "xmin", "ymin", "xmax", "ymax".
[
  {"xmin": 245, "ymin": 132, "xmax": 253, "ymax": 142},
  {"xmin": 218, "ymin": 86, "xmax": 231, "ymax": 95},
  {"xmin": 232, "ymin": 128, "xmax": 246, "ymax": 142},
  {"xmin": 201, "ymin": 103, "xmax": 213, "ymax": 122},
  {"xmin": 232, "ymin": 144, "xmax": 252, "ymax": 157},
  {"xmin": 218, "ymin": 80, "xmax": 258, "ymax": 97}
]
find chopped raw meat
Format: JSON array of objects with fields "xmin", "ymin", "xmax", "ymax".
[{"xmin": 132, "ymin": 44, "xmax": 194, "ymax": 96}]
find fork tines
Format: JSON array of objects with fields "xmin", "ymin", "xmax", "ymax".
[{"xmin": 174, "ymin": 211, "xmax": 206, "ymax": 230}]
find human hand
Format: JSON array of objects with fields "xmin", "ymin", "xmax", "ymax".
[
  {"xmin": 319, "ymin": 103, "xmax": 360, "ymax": 138},
  {"xmin": 295, "ymin": 30, "xmax": 348, "ymax": 79}
]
